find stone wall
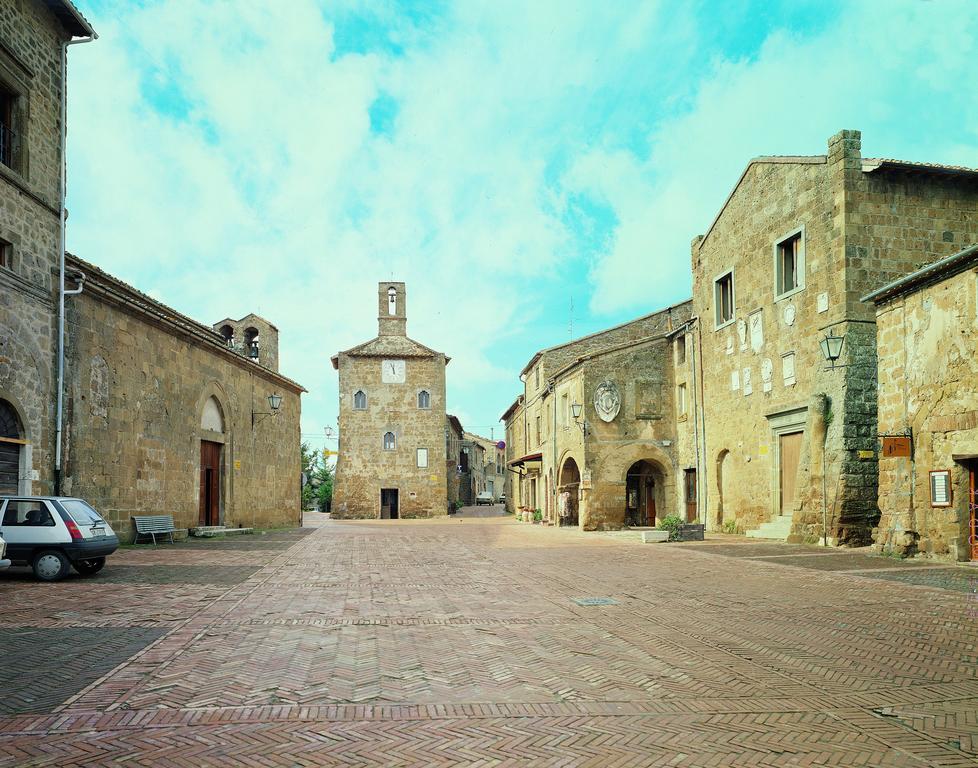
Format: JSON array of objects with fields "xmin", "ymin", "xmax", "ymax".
[
  {"xmin": 874, "ymin": 266, "xmax": 978, "ymax": 561},
  {"xmin": 0, "ymin": 0, "xmax": 73, "ymax": 496},
  {"xmin": 63, "ymin": 258, "xmax": 303, "ymax": 540},
  {"xmin": 332, "ymin": 351, "xmax": 448, "ymax": 518}
]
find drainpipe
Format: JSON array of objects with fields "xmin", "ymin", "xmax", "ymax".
[
  {"xmin": 688, "ymin": 317, "xmax": 703, "ymax": 524},
  {"xmin": 54, "ymin": 32, "xmax": 97, "ymax": 496},
  {"xmin": 694, "ymin": 316, "xmax": 709, "ymax": 526}
]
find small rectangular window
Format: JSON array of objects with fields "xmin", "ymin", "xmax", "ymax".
[
  {"xmin": 675, "ymin": 335, "xmax": 686, "ymax": 365},
  {"xmin": 417, "ymin": 448, "xmax": 428, "ymax": 468},
  {"xmin": 714, "ymin": 272, "xmax": 734, "ymax": 327},
  {"xmin": 0, "ymin": 238, "xmax": 10, "ymax": 270},
  {"xmin": 775, "ymin": 230, "xmax": 804, "ymax": 297},
  {"xmin": 0, "ymin": 86, "xmax": 15, "ymax": 170},
  {"xmin": 677, "ymin": 383, "xmax": 687, "ymax": 415},
  {"xmin": 535, "ymin": 415, "xmax": 541, "ymax": 444}
]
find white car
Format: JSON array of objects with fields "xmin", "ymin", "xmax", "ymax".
[
  {"xmin": 0, "ymin": 496, "xmax": 119, "ymax": 581},
  {"xmin": 475, "ymin": 492, "xmax": 495, "ymax": 506}
]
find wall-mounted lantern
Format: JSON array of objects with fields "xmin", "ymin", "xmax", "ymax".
[
  {"xmin": 252, "ymin": 392, "xmax": 283, "ymax": 428},
  {"xmin": 570, "ymin": 402, "xmax": 588, "ymax": 437},
  {"xmin": 819, "ymin": 328, "xmax": 845, "ymax": 369}
]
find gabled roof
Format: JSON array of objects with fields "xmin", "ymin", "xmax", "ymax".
[
  {"xmin": 500, "ymin": 395, "xmax": 523, "ymax": 422},
  {"xmin": 330, "ymin": 334, "xmax": 448, "ymax": 369},
  {"xmin": 44, "ymin": 0, "xmax": 95, "ymax": 37},
  {"xmin": 447, "ymin": 414, "xmax": 464, "ymax": 436},
  {"xmin": 862, "ymin": 243, "xmax": 978, "ymax": 305}
]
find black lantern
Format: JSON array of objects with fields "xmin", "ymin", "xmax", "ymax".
[
  {"xmin": 819, "ymin": 329, "xmax": 845, "ymax": 368},
  {"xmin": 268, "ymin": 393, "xmax": 283, "ymax": 411}
]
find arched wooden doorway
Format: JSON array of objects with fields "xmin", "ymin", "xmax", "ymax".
[
  {"xmin": 625, "ymin": 460, "xmax": 665, "ymax": 527},
  {"xmin": 0, "ymin": 400, "xmax": 25, "ymax": 494},
  {"xmin": 558, "ymin": 457, "xmax": 580, "ymax": 526},
  {"xmin": 199, "ymin": 395, "xmax": 225, "ymax": 527}
]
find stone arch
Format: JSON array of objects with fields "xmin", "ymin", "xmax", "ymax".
[
  {"xmin": 625, "ymin": 458, "xmax": 668, "ymax": 527},
  {"xmin": 716, "ymin": 449, "xmax": 731, "ymax": 529},
  {"xmin": 0, "ymin": 396, "xmax": 27, "ymax": 494},
  {"xmin": 589, "ymin": 442, "xmax": 675, "ymax": 529},
  {"xmin": 196, "ymin": 382, "xmax": 230, "ymax": 528},
  {"xmin": 557, "ymin": 454, "xmax": 581, "ymax": 526}
]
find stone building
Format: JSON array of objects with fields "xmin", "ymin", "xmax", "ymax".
[
  {"xmin": 62, "ymin": 255, "xmax": 304, "ymax": 538},
  {"xmin": 864, "ymin": 243, "xmax": 978, "ymax": 562},
  {"xmin": 459, "ymin": 435, "xmax": 485, "ymax": 505},
  {"xmin": 213, "ymin": 313, "xmax": 279, "ymax": 370},
  {"xmin": 446, "ymin": 414, "xmax": 463, "ymax": 510},
  {"xmin": 331, "ymin": 283, "xmax": 449, "ymax": 519},
  {"xmin": 0, "ymin": 0, "xmax": 93, "ymax": 496},
  {"xmin": 501, "ymin": 396, "xmax": 523, "ymax": 513},
  {"xmin": 690, "ymin": 129, "xmax": 978, "ymax": 544},
  {"xmin": 503, "ymin": 302, "xmax": 694, "ymax": 529}
]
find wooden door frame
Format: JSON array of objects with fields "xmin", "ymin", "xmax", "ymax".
[
  {"xmin": 199, "ymin": 440, "xmax": 223, "ymax": 527},
  {"xmin": 767, "ymin": 407, "xmax": 808, "ymax": 519}
]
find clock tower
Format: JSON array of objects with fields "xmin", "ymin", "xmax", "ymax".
[{"xmin": 330, "ymin": 282, "xmax": 450, "ymax": 519}]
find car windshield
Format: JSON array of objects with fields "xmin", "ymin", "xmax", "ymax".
[{"xmin": 60, "ymin": 499, "xmax": 104, "ymax": 525}]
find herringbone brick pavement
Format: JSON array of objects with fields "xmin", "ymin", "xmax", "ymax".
[{"xmin": 0, "ymin": 515, "xmax": 975, "ymax": 766}]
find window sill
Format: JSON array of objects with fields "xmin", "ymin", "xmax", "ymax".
[
  {"xmin": 714, "ymin": 318, "xmax": 736, "ymax": 332},
  {"xmin": 774, "ymin": 285, "xmax": 805, "ymax": 303}
]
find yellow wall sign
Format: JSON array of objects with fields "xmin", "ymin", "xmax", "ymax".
[
  {"xmin": 858, "ymin": 450, "xmax": 875, "ymax": 459},
  {"xmin": 233, "ymin": 460, "xmax": 241, "ymax": 470},
  {"xmin": 758, "ymin": 444, "xmax": 769, "ymax": 456}
]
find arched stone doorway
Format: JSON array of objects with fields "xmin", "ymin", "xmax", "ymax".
[
  {"xmin": 716, "ymin": 449, "xmax": 730, "ymax": 528},
  {"xmin": 625, "ymin": 459, "xmax": 666, "ymax": 527},
  {"xmin": 199, "ymin": 395, "xmax": 226, "ymax": 527},
  {"xmin": 0, "ymin": 399, "xmax": 25, "ymax": 494},
  {"xmin": 558, "ymin": 456, "xmax": 580, "ymax": 526}
]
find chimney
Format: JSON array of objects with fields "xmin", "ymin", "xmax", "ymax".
[{"xmin": 378, "ymin": 282, "xmax": 407, "ymax": 336}]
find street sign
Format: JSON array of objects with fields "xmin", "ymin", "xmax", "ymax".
[{"xmin": 323, "ymin": 449, "xmax": 338, "ymax": 458}]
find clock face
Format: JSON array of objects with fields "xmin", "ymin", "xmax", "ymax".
[{"xmin": 382, "ymin": 359, "xmax": 406, "ymax": 383}]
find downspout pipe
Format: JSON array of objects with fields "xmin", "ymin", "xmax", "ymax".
[{"xmin": 54, "ymin": 32, "xmax": 97, "ymax": 496}]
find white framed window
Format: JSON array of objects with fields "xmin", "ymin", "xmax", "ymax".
[
  {"xmin": 677, "ymin": 383, "xmax": 687, "ymax": 416},
  {"xmin": 417, "ymin": 390, "xmax": 430, "ymax": 409},
  {"xmin": 383, "ymin": 431, "xmax": 396, "ymax": 450},
  {"xmin": 774, "ymin": 226, "xmax": 805, "ymax": 299},
  {"xmin": 353, "ymin": 390, "xmax": 367, "ymax": 410},
  {"xmin": 417, "ymin": 448, "xmax": 428, "ymax": 468},
  {"xmin": 714, "ymin": 271, "xmax": 735, "ymax": 328}
]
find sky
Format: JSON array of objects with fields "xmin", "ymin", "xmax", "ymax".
[{"xmin": 64, "ymin": 0, "xmax": 978, "ymax": 453}]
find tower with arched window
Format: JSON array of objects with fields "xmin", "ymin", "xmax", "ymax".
[{"xmin": 331, "ymin": 282, "xmax": 449, "ymax": 519}]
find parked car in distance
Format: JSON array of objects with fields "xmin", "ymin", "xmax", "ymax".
[
  {"xmin": 475, "ymin": 491, "xmax": 495, "ymax": 506},
  {"xmin": 0, "ymin": 531, "xmax": 10, "ymax": 570},
  {"xmin": 498, "ymin": 493, "xmax": 506, "ymax": 504},
  {"xmin": 0, "ymin": 496, "xmax": 119, "ymax": 581}
]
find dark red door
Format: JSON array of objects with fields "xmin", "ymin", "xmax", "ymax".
[
  {"xmin": 970, "ymin": 465, "xmax": 978, "ymax": 562},
  {"xmin": 199, "ymin": 440, "xmax": 221, "ymax": 526}
]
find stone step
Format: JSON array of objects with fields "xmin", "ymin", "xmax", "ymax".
[
  {"xmin": 745, "ymin": 515, "xmax": 793, "ymax": 540},
  {"xmin": 224, "ymin": 527, "xmax": 254, "ymax": 536},
  {"xmin": 190, "ymin": 526, "xmax": 226, "ymax": 538}
]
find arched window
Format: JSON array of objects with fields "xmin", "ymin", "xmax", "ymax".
[
  {"xmin": 353, "ymin": 390, "xmax": 367, "ymax": 410},
  {"xmin": 383, "ymin": 432, "xmax": 396, "ymax": 450},
  {"xmin": 219, "ymin": 325, "xmax": 234, "ymax": 347},
  {"xmin": 200, "ymin": 395, "xmax": 225, "ymax": 433},
  {"xmin": 417, "ymin": 390, "xmax": 430, "ymax": 409},
  {"xmin": 244, "ymin": 327, "xmax": 259, "ymax": 360},
  {"xmin": 0, "ymin": 399, "xmax": 24, "ymax": 494}
]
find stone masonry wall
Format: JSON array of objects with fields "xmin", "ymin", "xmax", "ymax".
[
  {"xmin": 64, "ymin": 282, "xmax": 302, "ymax": 541},
  {"xmin": 332, "ymin": 352, "xmax": 448, "ymax": 519},
  {"xmin": 874, "ymin": 269, "xmax": 978, "ymax": 561}
]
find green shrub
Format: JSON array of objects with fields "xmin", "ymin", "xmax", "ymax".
[
  {"xmin": 657, "ymin": 514, "xmax": 684, "ymax": 541},
  {"xmin": 533, "ymin": 509, "xmax": 543, "ymax": 522},
  {"xmin": 722, "ymin": 520, "xmax": 738, "ymax": 535}
]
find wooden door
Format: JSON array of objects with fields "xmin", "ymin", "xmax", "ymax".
[
  {"xmin": 644, "ymin": 478, "xmax": 656, "ymax": 526},
  {"xmin": 684, "ymin": 469, "xmax": 697, "ymax": 523},
  {"xmin": 779, "ymin": 432, "xmax": 803, "ymax": 515},
  {"xmin": 970, "ymin": 466, "xmax": 978, "ymax": 561},
  {"xmin": 0, "ymin": 441, "xmax": 18, "ymax": 494},
  {"xmin": 199, "ymin": 440, "xmax": 222, "ymax": 526},
  {"xmin": 381, "ymin": 488, "xmax": 398, "ymax": 520}
]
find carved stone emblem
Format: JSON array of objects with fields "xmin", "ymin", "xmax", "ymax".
[{"xmin": 593, "ymin": 380, "xmax": 621, "ymax": 422}]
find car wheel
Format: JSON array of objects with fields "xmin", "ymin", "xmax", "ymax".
[
  {"xmin": 33, "ymin": 550, "xmax": 70, "ymax": 582},
  {"xmin": 74, "ymin": 557, "xmax": 106, "ymax": 576}
]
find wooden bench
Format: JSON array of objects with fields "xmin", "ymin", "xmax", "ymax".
[{"xmin": 132, "ymin": 514, "xmax": 182, "ymax": 545}]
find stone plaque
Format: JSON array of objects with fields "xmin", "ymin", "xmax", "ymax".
[
  {"xmin": 737, "ymin": 318, "xmax": 747, "ymax": 350},
  {"xmin": 731, "ymin": 370, "xmax": 740, "ymax": 391},
  {"xmin": 593, "ymin": 380, "xmax": 621, "ymax": 422},
  {"xmin": 761, "ymin": 358, "xmax": 773, "ymax": 392},
  {"xmin": 742, "ymin": 367, "xmax": 752, "ymax": 396},
  {"xmin": 749, "ymin": 310, "xmax": 764, "ymax": 352},
  {"xmin": 817, "ymin": 292, "xmax": 829, "ymax": 313},
  {"xmin": 635, "ymin": 380, "xmax": 662, "ymax": 420}
]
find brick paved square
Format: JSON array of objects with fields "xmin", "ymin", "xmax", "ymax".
[{"xmin": 0, "ymin": 516, "xmax": 976, "ymax": 767}]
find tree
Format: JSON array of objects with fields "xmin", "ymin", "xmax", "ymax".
[{"xmin": 300, "ymin": 442, "xmax": 318, "ymax": 509}]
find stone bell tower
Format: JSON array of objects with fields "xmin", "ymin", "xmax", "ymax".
[{"xmin": 378, "ymin": 282, "xmax": 407, "ymax": 337}]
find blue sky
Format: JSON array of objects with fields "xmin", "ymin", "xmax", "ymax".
[{"xmin": 65, "ymin": 0, "xmax": 978, "ymax": 449}]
